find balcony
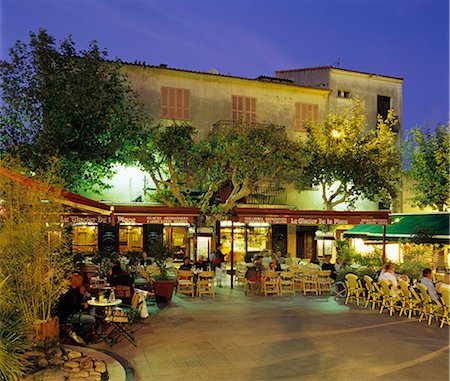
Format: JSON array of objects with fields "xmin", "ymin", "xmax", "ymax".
[{"xmin": 212, "ymin": 120, "xmax": 286, "ymax": 135}]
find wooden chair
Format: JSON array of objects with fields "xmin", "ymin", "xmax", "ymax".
[
  {"xmin": 344, "ymin": 273, "xmax": 363, "ymax": 305},
  {"xmin": 279, "ymin": 271, "xmax": 295, "ymax": 296},
  {"xmin": 301, "ymin": 269, "xmax": 318, "ymax": 296},
  {"xmin": 105, "ymin": 293, "xmax": 140, "ymax": 347},
  {"xmin": 291, "ymin": 267, "xmax": 305, "ymax": 293},
  {"xmin": 113, "ymin": 285, "xmax": 133, "ymax": 305},
  {"xmin": 235, "ymin": 263, "xmax": 248, "ymax": 286},
  {"xmin": 197, "ymin": 271, "xmax": 215, "ymax": 298},
  {"xmin": 262, "ymin": 271, "xmax": 280, "ymax": 296},
  {"xmin": 177, "ymin": 270, "xmax": 195, "ymax": 297},
  {"xmin": 317, "ymin": 270, "xmax": 333, "ymax": 295}
]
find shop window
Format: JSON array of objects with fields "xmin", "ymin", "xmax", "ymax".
[
  {"xmin": 119, "ymin": 225, "xmax": 143, "ymax": 253},
  {"xmin": 164, "ymin": 226, "xmax": 189, "ymax": 261},
  {"xmin": 72, "ymin": 225, "xmax": 98, "ymax": 253},
  {"xmin": 161, "ymin": 86, "xmax": 191, "ymax": 120},
  {"xmin": 231, "ymin": 95, "xmax": 256, "ymax": 123},
  {"xmin": 295, "ymin": 102, "xmax": 318, "ymax": 131}
]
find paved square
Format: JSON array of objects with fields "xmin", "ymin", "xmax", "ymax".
[{"xmin": 92, "ymin": 286, "xmax": 449, "ymax": 381}]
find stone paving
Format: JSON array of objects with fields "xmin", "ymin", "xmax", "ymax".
[{"xmin": 90, "ymin": 283, "xmax": 450, "ymax": 381}]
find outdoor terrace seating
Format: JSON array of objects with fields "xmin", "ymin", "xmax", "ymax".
[
  {"xmin": 379, "ymin": 280, "xmax": 401, "ymax": 316},
  {"xmin": 344, "ymin": 273, "xmax": 364, "ymax": 305},
  {"xmin": 177, "ymin": 270, "xmax": 195, "ymax": 297},
  {"xmin": 262, "ymin": 271, "xmax": 280, "ymax": 296},
  {"xmin": 197, "ymin": 271, "xmax": 215, "ymax": 298},
  {"xmin": 416, "ymin": 283, "xmax": 442, "ymax": 325}
]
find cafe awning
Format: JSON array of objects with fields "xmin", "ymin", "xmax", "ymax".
[{"xmin": 343, "ymin": 213, "xmax": 450, "ymax": 244}]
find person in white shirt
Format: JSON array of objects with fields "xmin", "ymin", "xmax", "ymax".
[
  {"xmin": 420, "ymin": 268, "xmax": 439, "ymax": 302},
  {"xmin": 378, "ymin": 263, "xmax": 399, "ymax": 297}
]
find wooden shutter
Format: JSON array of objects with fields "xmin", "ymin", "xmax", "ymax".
[
  {"xmin": 295, "ymin": 102, "xmax": 318, "ymax": 131},
  {"xmin": 160, "ymin": 87, "xmax": 191, "ymax": 120},
  {"xmin": 232, "ymin": 95, "xmax": 256, "ymax": 123}
]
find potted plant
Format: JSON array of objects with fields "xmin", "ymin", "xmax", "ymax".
[{"xmin": 149, "ymin": 237, "xmax": 177, "ymax": 304}]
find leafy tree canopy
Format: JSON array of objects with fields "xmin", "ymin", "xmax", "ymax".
[
  {"xmin": 137, "ymin": 122, "xmax": 304, "ymax": 226},
  {"xmin": 296, "ymin": 98, "xmax": 401, "ymax": 210},
  {"xmin": 0, "ymin": 29, "xmax": 148, "ymax": 192},
  {"xmin": 403, "ymin": 123, "xmax": 449, "ymax": 211}
]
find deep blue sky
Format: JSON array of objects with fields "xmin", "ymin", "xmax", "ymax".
[{"xmin": 1, "ymin": 0, "xmax": 448, "ymax": 135}]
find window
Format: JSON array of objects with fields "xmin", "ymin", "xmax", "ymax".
[
  {"xmin": 231, "ymin": 95, "xmax": 256, "ymax": 123},
  {"xmin": 377, "ymin": 95, "xmax": 391, "ymax": 121},
  {"xmin": 295, "ymin": 102, "xmax": 318, "ymax": 131},
  {"xmin": 160, "ymin": 87, "xmax": 191, "ymax": 120},
  {"xmin": 337, "ymin": 90, "xmax": 351, "ymax": 98}
]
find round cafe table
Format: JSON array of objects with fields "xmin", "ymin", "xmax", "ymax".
[
  {"xmin": 87, "ymin": 299, "xmax": 123, "ymax": 340},
  {"xmin": 87, "ymin": 298, "xmax": 122, "ymax": 308}
]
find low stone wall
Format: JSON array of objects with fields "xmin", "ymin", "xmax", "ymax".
[{"xmin": 25, "ymin": 346, "xmax": 108, "ymax": 381}]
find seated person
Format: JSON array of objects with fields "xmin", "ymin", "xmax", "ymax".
[
  {"xmin": 179, "ymin": 256, "xmax": 192, "ymax": 271},
  {"xmin": 267, "ymin": 257, "xmax": 282, "ymax": 272},
  {"xmin": 77, "ymin": 263, "xmax": 92, "ymax": 292},
  {"xmin": 58, "ymin": 274, "xmax": 97, "ymax": 345},
  {"xmin": 420, "ymin": 268, "xmax": 439, "ymax": 302},
  {"xmin": 334, "ymin": 257, "xmax": 344, "ymax": 273},
  {"xmin": 109, "ymin": 264, "xmax": 135, "ymax": 303},
  {"xmin": 194, "ymin": 255, "xmax": 208, "ymax": 273},
  {"xmin": 322, "ymin": 255, "xmax": 337, "ymax": 280},
  {"xmin": 378, "ymin": 263, "xmax": 399, "ymax": 297}
]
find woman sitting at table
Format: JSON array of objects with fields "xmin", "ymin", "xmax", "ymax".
[
  {"xmin": 109, "ymin": 264, "xmax": 135, "ymax": 303},
  {"xmin": 267, "ymin": 257, "xmax": 281, "ymax": 272},
  {"xmin": 58, "ymin": 274, "xmax": 97, "ymax": 345},
  {"xmin": 179, "ymin": 256, "xmax": 193, "ymax": 271}
]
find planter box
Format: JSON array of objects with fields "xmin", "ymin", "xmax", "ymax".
[
  {"xmin": 153, "ymin": 280, "xmax": 176, "ymax": 304},
  {"xmin": 33, "ymin": 316, "xmax": 59, "ymax": 345}
]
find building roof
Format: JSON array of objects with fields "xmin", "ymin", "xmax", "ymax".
[
  {"xmin": 343, "ymin": 213, "xmax": 450, "ymax": 244},
  {"xmin": 275, "ymin": 66, "xmax": 404, "ymax": 81},
  {"xmin": 120, "ymin": 60, "xmax": 329, "ymax": 92}
]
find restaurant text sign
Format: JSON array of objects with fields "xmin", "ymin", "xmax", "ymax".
[
  {"xmin": 240, "ymin": 216, "xmax": 390, "ymax": 225},
  {"xmin": 62, "ymin": 215, "xmax": 111, "ymax": 224},
  {"xmin": 117, "ymin": 215, "xmax": 193, "ymax": 225}
]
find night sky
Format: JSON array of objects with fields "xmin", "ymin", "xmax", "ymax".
[{"xmin": 1, "ymin": 0, "xmax": 448, "ymax": 136}]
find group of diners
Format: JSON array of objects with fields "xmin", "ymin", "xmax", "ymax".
[
  {"xmin": 378, "ymin": 262, "xmax": 444, "ymax": 301},
  {"xmin": 57, "ymin": 262, "xmax": 137, "ymax": 345}
]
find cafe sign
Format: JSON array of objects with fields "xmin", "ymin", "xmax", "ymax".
[
  {"xmin": 239, "ymin": 216, "xmax": 390, "ymax": 225},
  {"xmin": 288, "ymin": 217, "xmax": 389, "ymax": 225},
  {"xmin": 62, "ymin": 215, "xmax": 111, "ymax": 224},
  {"xmin": 117, "ymin": 215, "xmax": 193, "ymax": 225}
]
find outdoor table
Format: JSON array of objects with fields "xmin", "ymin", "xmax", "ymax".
[
  {"xmin": 87, "ymin": 298, "xmax": 122, "ymax": 308},
  {"xmin": 87, "ymin": 298, "xmax": 122, "ymax": 341}
]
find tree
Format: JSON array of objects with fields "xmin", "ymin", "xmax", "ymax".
[
  {"xmin": 403, "ymin": 123, "xmax": 449, "ymax": 211},
  {"xmin": 296, "ymin": 98, "xmax": 401, "ymax": 210},
  {"xmin": 137, "ymin": 122, "xmax": 303, "ymax": 226},
  {"xmin": 0, "ymin": 29, "xmax": 147, "ymax": 192}
]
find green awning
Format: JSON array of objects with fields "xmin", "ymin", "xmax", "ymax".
[{"xmin": 343, "ymin": 213, "xmax": 450, "ymax": 244}]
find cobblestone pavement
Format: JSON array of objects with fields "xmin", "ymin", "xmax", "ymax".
[{"xmin": 90, "ymin": 284, "xmax": 450, "ymax": 381}]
